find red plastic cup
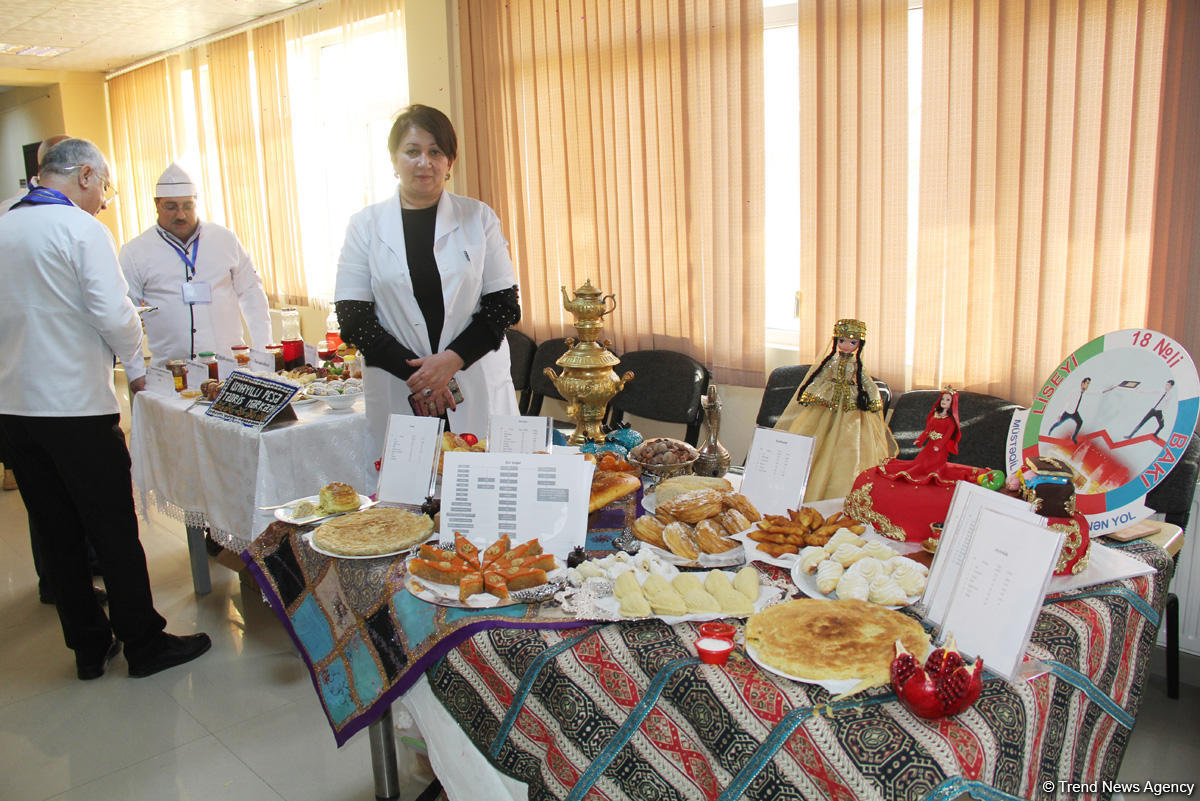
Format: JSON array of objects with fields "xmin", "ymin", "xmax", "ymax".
[
  {"xmin": 695, "ymin": 637, "xmax": 734, "ymax": 666},
  {"xmin": 698, "ymin": 622, "xmax": 737, "ymax": 641}
]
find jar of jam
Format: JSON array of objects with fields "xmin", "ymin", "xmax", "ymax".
[
  {"xmin": 231, "ymin": 344, "xmax": 251, "ymax": 366},
  {"xmin": 265, "ymin": 344, "xmax": 285, "ymax": 372},
  {"xmin": 198, "ymin": 351, "xmax": 219, "ymax": 380},
  {"xmin": 166, "ymin": 359, "xmax": 187, "ymax": 391}
]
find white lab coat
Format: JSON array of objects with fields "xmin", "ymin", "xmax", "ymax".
[
  {"xmin": 335, "ymin": 190, "xmax": 518, "ymax": 473},
  {"xmin": 119, "ymin": 221, "xmax": 272, "ymax": 366},
  {"xmin": 0, "ymin": 203, "xmax": 145, "ymax": 415}
]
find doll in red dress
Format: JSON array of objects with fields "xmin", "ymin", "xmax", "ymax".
[{"xmin": 846, "ymin": 390, "xmax": 990, "ymax": 542}]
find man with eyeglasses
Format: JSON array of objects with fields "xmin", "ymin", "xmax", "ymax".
[
  {"xmin": 0, "ymin": 134, "xmax": 71, "ymax": 219},
  {"xmin": 118, "ymin": 163, "xmax": 271, "ymax": 369},
  {"xmin": 0, "ymin": 138, "xmax": 211, "ymax": 680}
]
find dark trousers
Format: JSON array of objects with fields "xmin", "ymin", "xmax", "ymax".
[{"xmin": 0, "ymin": 413, "xmax": 165, "ymax": 658}]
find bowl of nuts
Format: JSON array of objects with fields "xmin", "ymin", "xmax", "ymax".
[{"xmin": 627, "ymin": 437, "xmax": 700, "ymax": 488}]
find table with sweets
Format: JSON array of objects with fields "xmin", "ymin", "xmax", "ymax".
[
  {"xmin": 130, "ymin": 388, "xmax": 373, "ymax": 593},
  {"xmin": 241, "ymin": 484, "xmax": 1177, "ymax": 801}
]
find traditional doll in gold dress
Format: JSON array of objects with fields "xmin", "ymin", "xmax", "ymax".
[{"xmin": 774, "ymin": 319, "xmax": 897, "ymax": 501}]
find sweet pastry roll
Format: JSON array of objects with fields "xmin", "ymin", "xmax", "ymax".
[
  {"xmin": 826, "ymin": 529, "xmax": 865, "ymax": 550},
  {"xmin": 830, "ymin": 542, "xmax": 867, "ymax": 567},
  {"xmin": 693, "ymin": 519, "xmax": 738, "ymax": 553},
  {"xmin": 722, "ymin": 492, "xmax": 762, "ymax": 522},
  {"xmin": 860, "ymin": 540, "xmax": 897, "ymax": 562},
  {"xmin": 662, "ymin": 522, "xmax": 700, "ymax": 560},
  {"xmin": 867, "ymin": 575, "xmax": 908, "ymax": 606},
  {"xmin": 835, "ymin": 571, "xmax": 870, "ymax": 602},
  {"xmin": 816, "ymin": 560, "xmax": 844, "ymax": 594},
  {"xmin": 633, "ymin": 515, "xmax": 667, "ymax": 549},
  {"xmin": 657, "ymin": 489, "xmax": 726, "ymax": 524},
  {"xmin": 589, "ymin": 470, "xmax": 642, "ymax": 512},
  {"xmin": 846, "ymin": 556, "xmax": 885, "ymax": 583},
  {"xmin": 888, "ymin": 559, "xmax": 927, "ymax": 595},
  {"xmin": 718, "ymin": 509, "xmax": 752, "ymax": 535},
  {"xmin": 798, "ymin": 545, "xmax": 828, "ymax": 574},
  {"xmin": 654, "ymin": 475, "xmax": 733, "ymax": 505}
]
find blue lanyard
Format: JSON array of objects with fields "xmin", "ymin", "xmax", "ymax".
[
  {"xmin": 157, "ymin": 230, "xmax": 200, "ymax": 280},
  {"xmin": 11, "ymin": 186, "xmax": 75, "ymax": 209}
]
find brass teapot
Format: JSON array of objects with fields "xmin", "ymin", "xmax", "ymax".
[{"xmin": 543, "ymin": 280, "xmax": 633, "ymax": 444}]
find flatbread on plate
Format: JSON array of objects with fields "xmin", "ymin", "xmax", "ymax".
[{"xmin": 311, "ymin": 507, "xmax": 433, "ymax": 557}]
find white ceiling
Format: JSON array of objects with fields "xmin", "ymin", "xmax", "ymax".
[{"xmin": 0, "ymin": 0, "xmax": 310, "ymax": 74}]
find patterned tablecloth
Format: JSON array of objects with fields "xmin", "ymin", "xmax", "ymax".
[{"xmin": 244, "ymin": 515, "xmax": 1171, "ymax": 801}]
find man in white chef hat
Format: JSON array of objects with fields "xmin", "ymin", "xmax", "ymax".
[{"xmin": 118, "ymin": 163, "xmax": 272, "ymax": 367}]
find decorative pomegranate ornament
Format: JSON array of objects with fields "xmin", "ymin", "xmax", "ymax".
[{"xmin": 890, "ymin": 635, "xmax": 984, "ymax": 719}]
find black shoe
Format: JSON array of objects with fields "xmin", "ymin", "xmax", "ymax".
[
  {"xmin": 39, "ymin": 586, "xmax": 108, "ymax": 606},
  {"xmin": 127, "ymin": 632, "xmax": 212, "ymax": 678},
  {"xmin": 203, "ymin": 531, "xmax": 223, "ymax": 557},
  {"xmin": 77, "ymin": 639, "xmax": 121, "ymax": 681}
]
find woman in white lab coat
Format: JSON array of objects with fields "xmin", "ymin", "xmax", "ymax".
[{"xmin": 335, "ymin": 105, "xmax": 520, "ymax": 472}]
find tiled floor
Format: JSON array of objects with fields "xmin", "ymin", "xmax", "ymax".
[{"xmin": 1, "ymin": 463, "xmax": 1197, "ymax": 800}]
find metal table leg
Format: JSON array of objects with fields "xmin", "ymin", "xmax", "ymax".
[
  {"xmin": 184, "ymin": 522, "xmax": 212, "ymax": 595},
  {"xmin": 368, "ymin": 706, "xmax": 401, "ymax": 801}
]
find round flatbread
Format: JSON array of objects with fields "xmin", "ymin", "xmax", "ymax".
[
  {"xmin": 311, "ymin": 508, "xmax": 434, "ymax": 556},
  {"xmin": 745, "ymin": 599, "xmax": 929, "ymax": 692}
]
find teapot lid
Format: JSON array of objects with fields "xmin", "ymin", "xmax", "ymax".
[{"xmin": 569, "ymin": 279, "xmax": 602, "ymax": 299}]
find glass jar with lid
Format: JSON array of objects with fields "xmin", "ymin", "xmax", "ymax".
[
  {"xmin": 265, "ymin": 343, "xmax": 285, "ymax": 372},
  {"xmin": 280, "ymin": 307, "xmax": 305, "ymax": 369},
  {"xmin": 198, "ymin": 351, "xmax": 218, "ymax": 380},
  {"xmin": 166, "ymin": 359, "xmax": 187, "ymax": 391}
]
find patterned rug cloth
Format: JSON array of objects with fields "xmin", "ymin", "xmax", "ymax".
[{"xmin": 427, "ymin": 541, "xmax": 1172, "ymax": 801}]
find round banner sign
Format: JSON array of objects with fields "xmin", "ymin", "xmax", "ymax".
[{"xmin": 1019, "ymin": 329, "xmax": 1198, "ymax": 534}]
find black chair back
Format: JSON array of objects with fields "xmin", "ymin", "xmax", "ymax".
[
  {"xmin": 755, "ymin": 364, "xmax": 891, "ymax": 428},
  {"xmin": 888, "ymin": 389, "xmax": 1022, "ymax": 470},
  {"xmin": 505, "ymin": 329, "xmax": 536, "ymax": 414},
  {"xmin": 526, "ymin": 338, "xmax": 572, "ymax": 416},
  {"xmin": 608, "ymin": 350, "xmax": 710, "ymax": 445},
  {"xmin": 1145, "ymin": 432, "xmax": 1200, "ymax": 530}
]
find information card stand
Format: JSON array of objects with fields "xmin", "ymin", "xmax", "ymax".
[
  {"xmin": 204, "ymin": 370, "xmax": 299, "ymax": 428},
  {"xmin": 738, "ymin": 427, "xmax": 816, "ymax": 515},
  {"xmin": 376, "ymin": 415, "xmax": 444, "ymax": 507},
  {"xmin": 919, "ymin": 482, "xmax": 1063, "ymax": 682},
  {"xmin": 439, "ymin": 452, "xmax": 593, "ymax": 561},
  {"xmin": 487, "ymin": 416, "xmax": 554, "ymax": 454}
]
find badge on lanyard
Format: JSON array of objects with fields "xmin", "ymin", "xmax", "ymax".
[{"xmin": 181, "ymin": 281, "xmax": 213, "ymax": 304}]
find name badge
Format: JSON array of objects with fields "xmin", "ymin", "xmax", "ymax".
[{"xmin": 181, "ymin": 281, "xmax": 212, "ymax": 305}]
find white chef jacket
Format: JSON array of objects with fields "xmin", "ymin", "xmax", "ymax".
[
  {"xmin": 119, "ymin": 220, "xmax": 272, "ymax": 366},
  {"xmin": 335, "ymin": 190, "xmax": 518, "ymax": 475},
  {"xmin": 0, "ymin": 202, "xmax": 145, "ymax": 416}
]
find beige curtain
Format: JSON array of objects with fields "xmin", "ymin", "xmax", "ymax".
[
  {"xmin": 107, "ymin": 61, "xmax": 181, "ymax": 239},
  {"xmin": 915, "ymin": 0, "xmax": 1168, "ymax": 402},
  {"xmin": 107, "ymin": 23, "xmax": 308, "ymax": 306},
  {"xmin": 1147, "ymin": 0, "xmax": 1200, "ymax": 366},
  {"xmin": 796, "ymin": 0, "xmax": 909, "ymax": 388},
  {"xmin": 459, "ymin": 0, "xmax": 766, "ymax": 386}
]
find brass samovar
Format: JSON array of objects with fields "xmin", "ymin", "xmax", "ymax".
[{"xmin": 544, "ymin": 280, "xmax": 633, "ymax": 444}]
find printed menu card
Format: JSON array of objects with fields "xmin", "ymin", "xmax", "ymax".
[
  {"xmin": 921, "ymin": 481, "xmax": 1063, "ymax": 682},
  {"xmin": 738, "ymin": 427, "xmax": 816, "ymax": 514},
  {"xmin": 439, "ymin": 452, "xmax": 593, "ymax": 561},
  {"xmin": 376, "ymin": 415, "xmax": 444, "ymax": 506},
  {"xmin": 487, "ymin": 416, "xmax": 555, "ymax": 454}
]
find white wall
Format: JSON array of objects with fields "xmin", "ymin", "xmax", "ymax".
[{"xmin": 0, "ymin": 84, "xmax": 64, "ymax": 199}]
